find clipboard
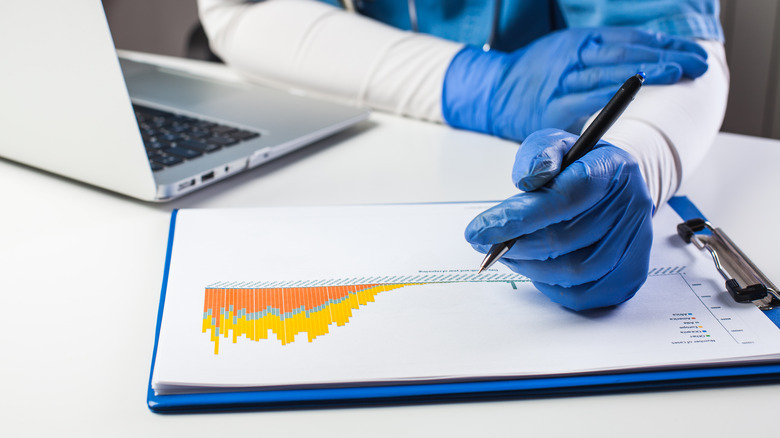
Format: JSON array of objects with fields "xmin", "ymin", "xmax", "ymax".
[
  {"xmin": 147, "ymin": 196, "xmax": 780, "ymax": 413},
  {"xmin": 668, "ymin": 197, "xmax": 780, "ymax": 327}
]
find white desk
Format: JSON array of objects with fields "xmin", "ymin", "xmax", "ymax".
[{"xmin": 2, "ymin": 55, "xmax": 779, "ymax": 437}]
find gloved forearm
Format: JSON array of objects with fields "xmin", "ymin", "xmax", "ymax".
[{"xmin": 197, "ymin": 0, "xmax": 462, "ymax": 121}]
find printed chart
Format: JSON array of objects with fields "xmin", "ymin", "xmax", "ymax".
[
  {"xmin": 202, "ymin": 272, "xmax": 527, "ymax": 354},
  {"xmin": 152, "ymin": 204, "xmax": 780, "ymax": 396}
]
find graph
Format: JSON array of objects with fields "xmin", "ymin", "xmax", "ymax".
[{"xmin": 202, "ymin": 272, "xmax": 527, "ymax": 354}]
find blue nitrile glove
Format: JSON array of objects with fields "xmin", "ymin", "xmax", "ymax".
[
  {"xmin": 464, "ymin": 129, "xmax": 654, "ymax": 311},
  {"xmin": 443, "ymin": 27, "xmax": 708, "ymax": 141}
]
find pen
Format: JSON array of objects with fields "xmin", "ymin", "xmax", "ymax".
[{"xmin": 477, "ymin": 72, "xmax": 646, "ymax": 274}]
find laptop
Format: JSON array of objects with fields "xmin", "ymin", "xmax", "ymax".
[{"xmin": 0, "ymin": 1, "xmax": 369, "ymax": 201}]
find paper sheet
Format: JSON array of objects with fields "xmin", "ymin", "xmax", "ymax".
[{"xmin": 151, "ymin": 203, "xmax": 780, "ymax": 394}]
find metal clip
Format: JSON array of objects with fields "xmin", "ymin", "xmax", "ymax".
[{"xmin": 677, "ymin": 219, "xmax": 779, "ymax": 310}]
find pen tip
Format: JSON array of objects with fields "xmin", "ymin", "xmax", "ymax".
[
  {"xmin": 637, "ymin": 71, "xmax": 646, "ymax": 82},
  {"xmin": 477, "ymin": 266, "xmax": 485, "ymax": 274}
]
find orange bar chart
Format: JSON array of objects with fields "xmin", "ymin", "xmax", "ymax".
[{"xmin": 202, "ymin": 273, "xmax": 527, "ymax": 354}]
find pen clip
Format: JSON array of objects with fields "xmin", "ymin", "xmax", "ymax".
[{"xmin": 677, "ymin": 219, "xmax": 780, "ymax": 310}]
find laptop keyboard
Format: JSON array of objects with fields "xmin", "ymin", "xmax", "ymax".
[{"xmin": 133, "ymin": 104, "xmax": 260, "ymax": 171}]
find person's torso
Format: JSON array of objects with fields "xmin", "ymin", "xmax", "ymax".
[{"xmin": 321, "ymin": 0, "xmax": 723, "ymax": 51}]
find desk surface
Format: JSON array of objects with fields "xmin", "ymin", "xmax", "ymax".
[{"xmin": 2, "ymin": 54, "xmax": 779, "ymax": 437}]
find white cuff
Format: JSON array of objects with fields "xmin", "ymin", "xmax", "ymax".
[{"xmin": 591, "ymin": 40, "xmax": 729, "ymax": 208}]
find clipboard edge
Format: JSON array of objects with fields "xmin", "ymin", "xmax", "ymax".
[
  {"xmin": 146, "ymin": 200, "xmax": 780, "ymax": 412},
  {"xmin": 147, "ymin": 209, "xmax": 179, "ymax": 411}
]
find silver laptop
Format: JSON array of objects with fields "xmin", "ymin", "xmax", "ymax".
[{"xmin": 0, "ymin": 1, "xmax": 369, "ymax": 202}]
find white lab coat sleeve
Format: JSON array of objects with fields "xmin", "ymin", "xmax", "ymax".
[
  {"xmin": 197, "ymin": 0, "xmax": 463, "ymax": 122},
  {"xmin": 592, "ymin": 40, "xmax": 729, "ymax": 209}
]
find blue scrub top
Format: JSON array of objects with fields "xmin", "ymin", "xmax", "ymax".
[{"xmin": 319, "ymin": 0, "xmax": 723, "ymax": 52}]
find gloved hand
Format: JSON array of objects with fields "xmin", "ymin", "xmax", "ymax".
[
  {"xmin": 442, "ymin": 27, "xmax": 708, "ymax": 141},
  {"xmin": 464, "ymin": 129, "xmax": 654, "ymax": 311}
]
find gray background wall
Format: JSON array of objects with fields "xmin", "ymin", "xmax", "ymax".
[
  {"xmin": 103, "ymin": 0, "xmax": 200, "ymax": 60},
  {"xmin": 720, "ymin": 0, "xmax": 780, "ymax": 138},
  {"xmin": 104, "ymin": 0, "xmax": 780, "ymax": 140}
]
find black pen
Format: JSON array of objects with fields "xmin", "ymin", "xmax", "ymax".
[{"xmin": 477, "ymin": 72, "xmax": 646, "ymax": 274}]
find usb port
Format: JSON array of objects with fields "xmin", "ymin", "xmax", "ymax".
[
  {"xmin": 201, "ymin": 171, "xmax": 215, "ymax": 183},
  {"xmin": 178, "ymin": 179, "xmax": 196, "ymax": 190}
]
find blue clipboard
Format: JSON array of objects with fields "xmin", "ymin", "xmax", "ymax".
[{"xmin": 147, "ymin": 197, "xmax": 780, "ymax": 413}]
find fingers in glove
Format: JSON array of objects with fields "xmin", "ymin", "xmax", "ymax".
[
  {"xmin": 497, "ymin": 202, "xmax": 651, "ymax": 286},
  {"xmin": 561, "ymin": 63, "xmax": 681, "ymax": 93},
  {"xmin": 581, "ymin": 43, "xmax": 707, "ymax": 78}
]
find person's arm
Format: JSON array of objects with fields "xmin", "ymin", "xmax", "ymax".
[
  {"xmin": 198, "ymin": 0, "xmax": 712, "ymax": 149},
  {"xmin": 463, "ymin": 41, "xmax": 728, "ymax": 311},
  {"xmin": 594, "ymin": 40, "xmax": 729, "ymax": 208},
  {"xmin": 197, "ymin": 0, "xmax": 462, "ymax": 122}
]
